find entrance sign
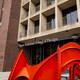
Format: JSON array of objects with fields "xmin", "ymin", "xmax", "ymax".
[
  {"xmin": 8, "ymin": 42, "xmax": 80, "ymax": 80},
  {"xmin": 19, "ymin": 38, "xmax": 58, "ymax": 47}
]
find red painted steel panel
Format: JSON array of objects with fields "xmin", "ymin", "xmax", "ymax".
[{"xmin": 8, "ymin": 42, "xmax": 80, "ymax": 80}]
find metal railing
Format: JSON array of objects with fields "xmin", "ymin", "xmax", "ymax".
[
  {"xmin": 36, "ymin": 5, "xmax": 40, "ymax": 12},
  {"xmin": 19, "ymin": 30, "xmax": 27, "ymax": 38},
  {"xmin": 63, "ymin": 16, "xmax": 67, "ymax": 26},
  {"xmin": 29, "ymin": 26, "xmax": 39, "ymax": 35},
  {"xmin": 34, "ymin": 26, "xmax": 39, "ymax": 34},
  {"xmin": 47, "ymin": 0, "xmax": 55, "ymax": 6},
  {"xmin": 63, "ymin": 14, "xmax": 78, "ymax": 26},
  {"xmin": 21, "ymin": 12, "xmax": 29, "ymax": 20},
  {"xmin": 47, "ymin": 21, "xmax": 55, "ymax": 30}
]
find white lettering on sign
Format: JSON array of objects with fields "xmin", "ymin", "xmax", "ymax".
[{"xmin": 23, "ymin": 38, "xmax": 58, "ymax": 46}]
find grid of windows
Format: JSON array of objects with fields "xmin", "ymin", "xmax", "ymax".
[
  {"xmin": 18, "ymin": 0, "xmax": 80, "ymax": 68},
  {"xmin": 18, "ymin": 0, "xmax": 79, "ymax": 41}
]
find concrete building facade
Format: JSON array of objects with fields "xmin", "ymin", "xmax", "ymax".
[
  {"xmin": 0, "ymin": 0, "xmax": 21, "ymax": 71},
  {"xmin": 18, "ymin": 0, "xmax": 80, "ymax": 66}
]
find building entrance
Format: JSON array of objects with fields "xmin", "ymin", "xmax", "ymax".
[
  {"xmin": 30, "ymin": 37, "xmax": 80, "ymax": 65},
  {"xmin": 31, "ymin": 44, "xmax": 43, "ymax": 65}
]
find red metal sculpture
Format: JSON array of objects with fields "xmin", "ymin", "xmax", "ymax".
[{"xmin": 8, "ymin": 42, "xmax": 80, "ymax": 80}]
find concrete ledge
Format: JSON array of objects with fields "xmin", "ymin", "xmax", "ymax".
[{"xmin": 0, "ymin": 72, "xmax": 10, "ymax": 80}]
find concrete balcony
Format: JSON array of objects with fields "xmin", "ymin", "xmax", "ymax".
[
  {"xmin": 58, "ymin": 0, "xmax": 76, "ymax": 10},
  {"xmin": 63, "ymin": 15, "xmax": 78, "ymax": 26},
  {"xmin": 19, "ymin": 30, "xmax": 27, "ymax": 38},
  {"xmin": 22, "ymin": 0, "xmax": 29, "ymax": 6},
  {"xmin": 36, "ymin": 5, "xmax": 40, "ymax": 12},
  {"xmin": 30, "ymin": 3, "xmax": 40, "ymax": 16},
  {"xmin": 21, "ymin": 2, "xmax": 29, "ymax": 21},
  {"xmin": 58, "ymin": 0, "xmax": 69, "ymax": 3},
  {"xmin": 29, "ymin": 26, "xmax": 39, "ymax": 35},
  {"xmin": 47, "ymin": 21, "xmax": 55, "ymax": 30},
  {"xmin": 34, "ymin": 26, "xmax": 39, "ymax": 34},
  {"xmin": 18, "ymin": 0, "xmax": 80, "ymax": 43},
  {"xmin": 21, "ymin": 12, "xmax": 29, "ymax": 20}
]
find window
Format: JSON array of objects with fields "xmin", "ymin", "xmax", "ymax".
[
  {"xmin": 31, "ymin": 45, "xmax": 43, "ymax": 65},
  {"xmin": 47, "ymin": 14, "xmax": 55, "ymax": 30},
  {"xmin": 26, "ymin": 9, "xmax": 29, "ymax": 16},
  {"xmin": 36, "ymin": 3, "xmax": 40, "ymax": 12},
  {"xmin": 34, "ymin": 20, "xmax": 39, "ymax": 33},
  {"xmin": 47, "ymin": 0, "xmax": 55, "ymax": 6},
  {"xmin": 62, "ymin": 5, "xmax": 78, "ymax": 26},
  {"xmin": 21, "ymin": 3, "xmax": 29, "ymax": 20},
  {"xmin": 25, "ymin": 25, "xmax": 28, "ymax": 36}
]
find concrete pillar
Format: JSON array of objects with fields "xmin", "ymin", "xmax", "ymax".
[
  {"xmin": 41, "ymin": 14, "xmax": 47, "ymax": 32},
  {"xmin": 55, "ymin": 0, "xmax": 63, "ymax": 30},
  {"xmin": 39, "ymin": 0, "xmax": 42, "ymax": 34},
  {"xmin": 55, "ymin": 0, "xmax": 58, "ymax": 30},
  {"xmin": 76, "ymin": 0, "xmax": 80, "ymax": 22},
  {"xmin": 57, "ymin": 7, "xmax": 63, "ymax": 28}
]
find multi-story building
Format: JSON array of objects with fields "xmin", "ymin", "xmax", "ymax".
[
  {"xmin": 0, "ymin": 0, "xmax": 21, "ymax": 71},
  {"xmin": 18, "ymin": 0, "xmax": 80, "ymax": 65}
]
